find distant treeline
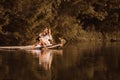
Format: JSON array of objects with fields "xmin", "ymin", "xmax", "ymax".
[{"xmin": 0, "ymin": 0, "xmax": 120, "ymax": 45}]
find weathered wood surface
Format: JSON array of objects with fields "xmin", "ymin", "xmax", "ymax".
[{"xmin": 0, "ymin": 44, "xmax": 63, "ymax": 50}]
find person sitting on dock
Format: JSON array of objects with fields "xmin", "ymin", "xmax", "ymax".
[{"xmin": 35, "ymin": 27, "xmax": 53, "ymax": 48}]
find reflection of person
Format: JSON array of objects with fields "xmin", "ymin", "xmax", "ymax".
[
  {"xmin": 31, "ymin": 49, "xmax": 63, "ymax": 70},
  {"xmin": 39, "ymin": 49, "xmax": 52, "ymax": 70}
]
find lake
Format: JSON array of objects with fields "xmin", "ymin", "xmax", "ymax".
[{"xmin": 0, "ymin": 42, "xmax": 120, "ymax": 80}]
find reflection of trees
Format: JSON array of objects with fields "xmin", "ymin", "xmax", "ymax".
[
  {"xmin": 0, "ymin": 43, "xmax": 120, "ymax": 80},
  {"xmin": 51, "ymin": 42, "xmax": 120, "ymax": 80},
  {"xmin": 0, "ymin": 50, "xmax": 52, "ymax": 80}
]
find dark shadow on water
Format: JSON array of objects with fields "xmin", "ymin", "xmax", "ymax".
[
  {"xmin": 51, "ymin": 42, "xmax": 120, "ymax": 80},
  {"xmin": 0, "ymin": 49, "xmax": 63, "ymax": 80},
  {"xmin": 0, "ymin": 50, "xmax": 46, "ymax": 80},
  {"xmin": 0, "ymin": 42, "xmax": 120, "ymax": 80}
]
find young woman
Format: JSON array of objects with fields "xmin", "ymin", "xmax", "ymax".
[{"xmin": 35, "ymin": 27, "xmax": 53, "ymax": 48}]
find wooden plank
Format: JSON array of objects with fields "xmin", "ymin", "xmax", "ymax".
[
  {"xmin": 0, "ymin": 45, "xmax": 33, "ymax": 50},
  {"xmin": 34, "ymin": 44, "xmax": 63, "ymax": 50},
  {"xmin": 0, "ymin": 44, "xmax": 62, "ymax": 50}
]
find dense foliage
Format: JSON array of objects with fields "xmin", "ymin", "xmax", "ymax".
[{"xmin": 0, "ymin": 0, "xmax": 120, "ymax": 45}]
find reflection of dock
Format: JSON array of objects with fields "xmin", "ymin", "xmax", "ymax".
[{"xmin": 30, "ymin": 49, "xmax": 63, "ymax": 70}]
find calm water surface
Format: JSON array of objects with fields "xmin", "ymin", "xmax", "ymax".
[{"xmin": 0, "ymin": 42, "xmax": 120, "ymax": 80}]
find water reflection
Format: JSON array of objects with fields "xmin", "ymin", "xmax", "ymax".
[
  {"xmin": 0, "ymin": 42, "xmax": 120, "ymax": 80},
  {"xmin": 53, "ymin": 42, "xmax": 120, "ymax": 80},
  {"xmin": 29, "ymin": 49, "xmax": 63, "ymax": 70},
  {"xmin": 0, "ymin": 49, "xmax": 63, "ymax": 80}
]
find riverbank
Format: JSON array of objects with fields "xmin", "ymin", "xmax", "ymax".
[{"xmin": 69, "ymin": 30, "xmax": 120, "ymax": 42}]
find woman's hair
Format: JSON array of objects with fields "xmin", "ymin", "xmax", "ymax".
[{"xmin": 44, "ymin": 27, "xmax": 51, "ymax": 35}]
